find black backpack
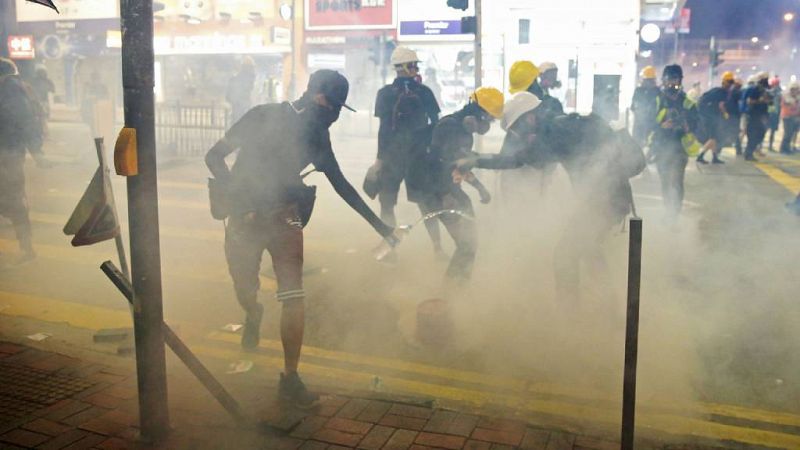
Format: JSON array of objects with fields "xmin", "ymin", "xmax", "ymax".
[
  {"xmin": 392, "ymin": 83, "xmax": 427, "ymax": 131},
  {"xmin": 698, "ymin": 88, "xmax": 722, "ymax": 118}
]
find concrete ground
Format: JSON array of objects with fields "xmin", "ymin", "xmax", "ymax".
[{"xmin": 1, "ymin": 120, "xmax": 800, "ymax": 448}]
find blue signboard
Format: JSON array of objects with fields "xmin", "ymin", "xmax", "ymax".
[{"xmin": 399, "ymin": 20, "xmax": 464, "ymax": 36}]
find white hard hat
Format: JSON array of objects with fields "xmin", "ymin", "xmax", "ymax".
[
  {"xmin": 538, "ymin": 61, "xmax": 557, "ymax": 73},
  {"xmin": 501, "ymin": 92, "xmax": 542, "ymax": 131},
  {"xmin": 756, "ymin": 71, "xmax": 770, "ymax": 82},
  {"xmin": 390, "ymin": 47, "xmax": 420, "ymax": 66}
]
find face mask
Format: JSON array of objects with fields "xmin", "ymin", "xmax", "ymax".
[
  {"xmin": 464, "ymin": 116, "xmax": 491, "ymax": 135},
  {"xmin": 309, "ymin": 102, "xmax": 341, "ymax": 127}
]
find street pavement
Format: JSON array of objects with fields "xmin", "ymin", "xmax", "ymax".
[{"xmin": 1, "ymin": 121, "xmax": 800, "ymax": 448}]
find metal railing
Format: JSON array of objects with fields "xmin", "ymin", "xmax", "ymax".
[{"xmin": 155, "ymin": 102, "xmax": 230, "ymax": 157}]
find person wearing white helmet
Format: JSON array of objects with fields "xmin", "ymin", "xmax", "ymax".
[
  {"xmin": 459, "ymin": 91, "xmax": 646, "ymax": 302},
  {"xmin": 531, "ymin": 61, "xmax": 564, "ymax": 118},
  {"xmin": 779, "ymin": 81, "xmax": 800, "ymax": 154},
  {"xmin": 742, "ymin": 71, "xmax": 772, "ymax": 161},
  {"xmin": 368, "ymin": 46, "xmax": 443, "ymax": 259}
]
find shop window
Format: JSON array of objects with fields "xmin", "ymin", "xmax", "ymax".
[{"xmin": 519, "ymin": 19, "xmax": 531, "ymax": 44}]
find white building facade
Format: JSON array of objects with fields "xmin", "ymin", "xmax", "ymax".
[{"xmin": 480, "ymin": 0, "xmax": 641, "ymax": 116}]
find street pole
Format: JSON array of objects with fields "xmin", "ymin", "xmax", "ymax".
[
  {"xmin": 474, "ymin": 0, "xmax": 483, "ymax": 151},
  {"xmin": 119, "ymin": 0, "xmax": 170, "ymax": 442},
  {"xmin": 474, "ymin": 0, "xmax": 482, "ymax": 88},
  {"xmin": 620, "ymin": 218, "xmax": 643, "ymax": 450}
]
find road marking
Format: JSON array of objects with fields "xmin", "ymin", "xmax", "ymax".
[
  {"xmin": 207, "ymin": 332, "xmax": 800, "ymax": 429},
  {"xmin": 192, "ymin": 343, "xmax": 800, "ymax": 449},
  {"xmin": 754, "ymin": 163, "xmax": 800, "ymax": 195},
  {"xmin": 3, "ymin": 292, "xmax": 800, "ymax": 446},
  {"xmin": 0, "ymin": 238, "xmax": 277, "ymax": 292}
]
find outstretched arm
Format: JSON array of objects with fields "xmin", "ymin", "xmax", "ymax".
[{"xmin": 323, "ymin": 161, "xmax": 393, "ymax": 237}]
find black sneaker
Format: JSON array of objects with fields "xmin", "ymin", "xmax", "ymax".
[
  {"xmin": 241, "ymin": 303, "xmax": 263, "ymax": 350},
  {"xmin": 696, "ymin": 156, "xmax": 708, "ymax": 164},
  {"xmin": 744, "ymin": 155, "xmax": 758, "ymax": 162},
  {"xmin": 711, "ymin": 157, "xmax": 725, "ymax": 164},
  {"xmin": 278, "ymin": 372, "xmax": 320, "ymax": 409}
]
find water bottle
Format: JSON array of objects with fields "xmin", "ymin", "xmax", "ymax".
[{"xmin": 373, "ymin": 226, "xmax": 410, "ymax": 261}]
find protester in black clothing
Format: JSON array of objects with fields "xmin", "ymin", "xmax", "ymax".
[
  {"xmin": 650, "ymin": 64, "xmax": 700, "ymax": 222},
  {"xmin": 29, "ymin": 67, "xmax": 54, "ymax": 119},
  {"xmin": 743, "ymin": 72, "xmax": 772, "ymax": 161},
  {"xmin": 410, "ymin": 87, "xmax": 503, "ymax": 282},
  {"xmin": 726, "ymin": 78, "xmax": 744, "ymax": 155},
  {"xmin": 696, "ymin": 71, "xmax": 735, "ymax": 164},
  {"xmin": 768, "ymin": 76, "xmax": 782, "ymax": 152},
  {"xmin": 0, "ymin": 58, "xmax": 48, "ymax": 265},
  {"xmin": 370, "ymin": 47, "xmax": 442, "ymax": 257},
  {"xmin": 226, "ymin": 56, "xmax": 256, "ymax": 123},
  {"xmin": 205, "ymin": 70, "xmax": 397, "ymax": 408},
  {"xmin": 530, "ymin": 61, "xmax": 564, "ymax": 119},
  {"xmin": 460, "ymin": 92, "xmax": 645, "ymax": 302},
  {"xmin": 631, "ymin": 66, "xmax": 659, "ymax": 147}
]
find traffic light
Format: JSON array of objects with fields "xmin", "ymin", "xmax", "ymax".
[
  {"xmin": 447, "ymin": 0, "xmax": 469, "ymax": 11},
  {"xmin": 368, "ymin": 36, "xmax": 381, "ymax": 65},
  {"xmin": 461, "ymin": 16, "xmax": 476, "ymax": 34},
  {"xmin": 710, "ymin": 49, "xmax": 724, "ymax": 68},
  {"xmin": 368, "ymin": 36, "xmax": 397, "ymax": 66}
]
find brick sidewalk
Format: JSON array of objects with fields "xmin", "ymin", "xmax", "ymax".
[{"xmin": 0, "ymin": 341, "xmax": 702, "ymax": 450}]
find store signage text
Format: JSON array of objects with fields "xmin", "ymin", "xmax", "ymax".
[
  {"xmin": 399, "ymin": 20, "xmax": 462, "ymax": 36},
  {"xmin": 306, "ymin": 0, "xmax": 394, "ymax": 30},
  {"xmin": 153, "ymin": 33, "xmax": 269, "ymax": 55},
  {"xmin": 8, "ymin": 35, "xmax": 35, "ymax": 60}
]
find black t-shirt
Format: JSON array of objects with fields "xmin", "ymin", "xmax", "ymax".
[
  {"xmin": 213, "ymin": 101, "xmax": 391, "ymax": 236},
  {"xmin": 698, "ymin": 86, "xmax": 729, "ymax": 119},
  {"xmin": 375, "ymin": 77, "xmax": 440, "ymax": 159},
  {"xmin": 0, "ymin": 75, "xmax": 43, "ymax": 154}
]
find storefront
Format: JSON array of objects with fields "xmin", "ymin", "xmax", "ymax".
[
  {"xmin": 302, "ymin": 0, "xmax": 396, "ymax": 134},
  {"xmin": 395, "ymin": 0, "xmax": 475, "ymax": 112}
]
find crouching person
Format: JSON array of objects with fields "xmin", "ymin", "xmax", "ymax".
[{"xmin": 410, "ymin": 87, "xmax": 503, "ymax": 283}]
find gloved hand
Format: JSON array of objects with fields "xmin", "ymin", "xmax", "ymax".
[{"xmin": 478, "ymin": 187, "xmax": 491, "ymax": 204}]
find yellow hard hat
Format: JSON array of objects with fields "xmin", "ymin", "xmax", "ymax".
[
  {"xmin": 508, "ymin": 61, "xmax": 539, "ymax": 94},
  {"xmin": 471, "ymin": 87, "xmax": 505, "ymax": 119},
  {"xmin": 721, "ymin": 71, "xmax": 735, "ymax": 83},
  {"xmin": 640, "ymin": 65, "xmax": 657, "ymax": 79}
]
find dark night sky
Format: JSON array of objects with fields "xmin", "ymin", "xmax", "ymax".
[{"xmin": 686, "ymin": 0, "xmax": 800, "ymax": 39}]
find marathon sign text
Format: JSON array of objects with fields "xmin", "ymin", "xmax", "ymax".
[{"xmin": 305, "ymin": 0, "xmax": 396, "ymax": 30}]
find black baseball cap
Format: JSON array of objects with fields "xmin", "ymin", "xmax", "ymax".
[{"xmin": 307, "ymin": 69, "xmax": 356, "ymax": 112}]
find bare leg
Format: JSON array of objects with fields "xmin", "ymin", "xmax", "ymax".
[{"xmin": 280, "ymin": 300, "xmax": 304, "ymax": 373}]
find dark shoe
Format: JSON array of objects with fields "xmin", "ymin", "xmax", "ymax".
[
  {"xmin": 278, "ymin": 372, "xmax": 320, "ymax": 409},
  {"xmin": 241, "ymin": 303, "xmax": 263, "ymax": 350},
  {"xmin": 711, "ymin": 157, "xmax": 725, "ymax": 164},
  {"xmin": 744, "ymin": 155, "xmax": 758, "ymax": 162},
  {"xmin": 696, "ymin": 156, "xmax": 708, "ymax": 164}
]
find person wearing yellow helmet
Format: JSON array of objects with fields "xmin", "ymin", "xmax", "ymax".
[
  {"xmin": 406, "ymin": 87, "xmax": 503, "ymax": 282},
  {"xmin": 508, "ymin": 60, "xmax": 564, "ymax": 118},
  {"xmin": 695, "ymin": 71, "xmax": 736, "ymax": 164},
  {"xmin": 631, "ymin": 65, "xmax": 660, "ymax": 146},
  {"xmin": 508, "ymin": 61, "xmax": 539, "ymax": 95}
]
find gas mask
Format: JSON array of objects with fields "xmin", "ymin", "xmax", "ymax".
[
  {"xmin": 663, "ymin": 78, "xmax": 682, "ymax": 97},
  {"xmin": 463, "ymin": 115, "xmax": 491, "ymax": 135}
]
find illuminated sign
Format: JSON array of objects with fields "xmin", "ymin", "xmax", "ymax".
[
  {"xmin": 305, "ymin": 0, "xmax": 396, "ymax": 30},
  {"xmin": 8, "ymin": 35, "xmax": 36, "ymax": 59},
  {"xmin": 15, "ymin": 0, "xmax": 118, "ymax": 22},
  {"xmin": 397, "ymin": 0, "xmax": 473, "ymax": 42},
  {"xmin": 152, "ymin": 33, "xmax": 289, "ymax": 55}
]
